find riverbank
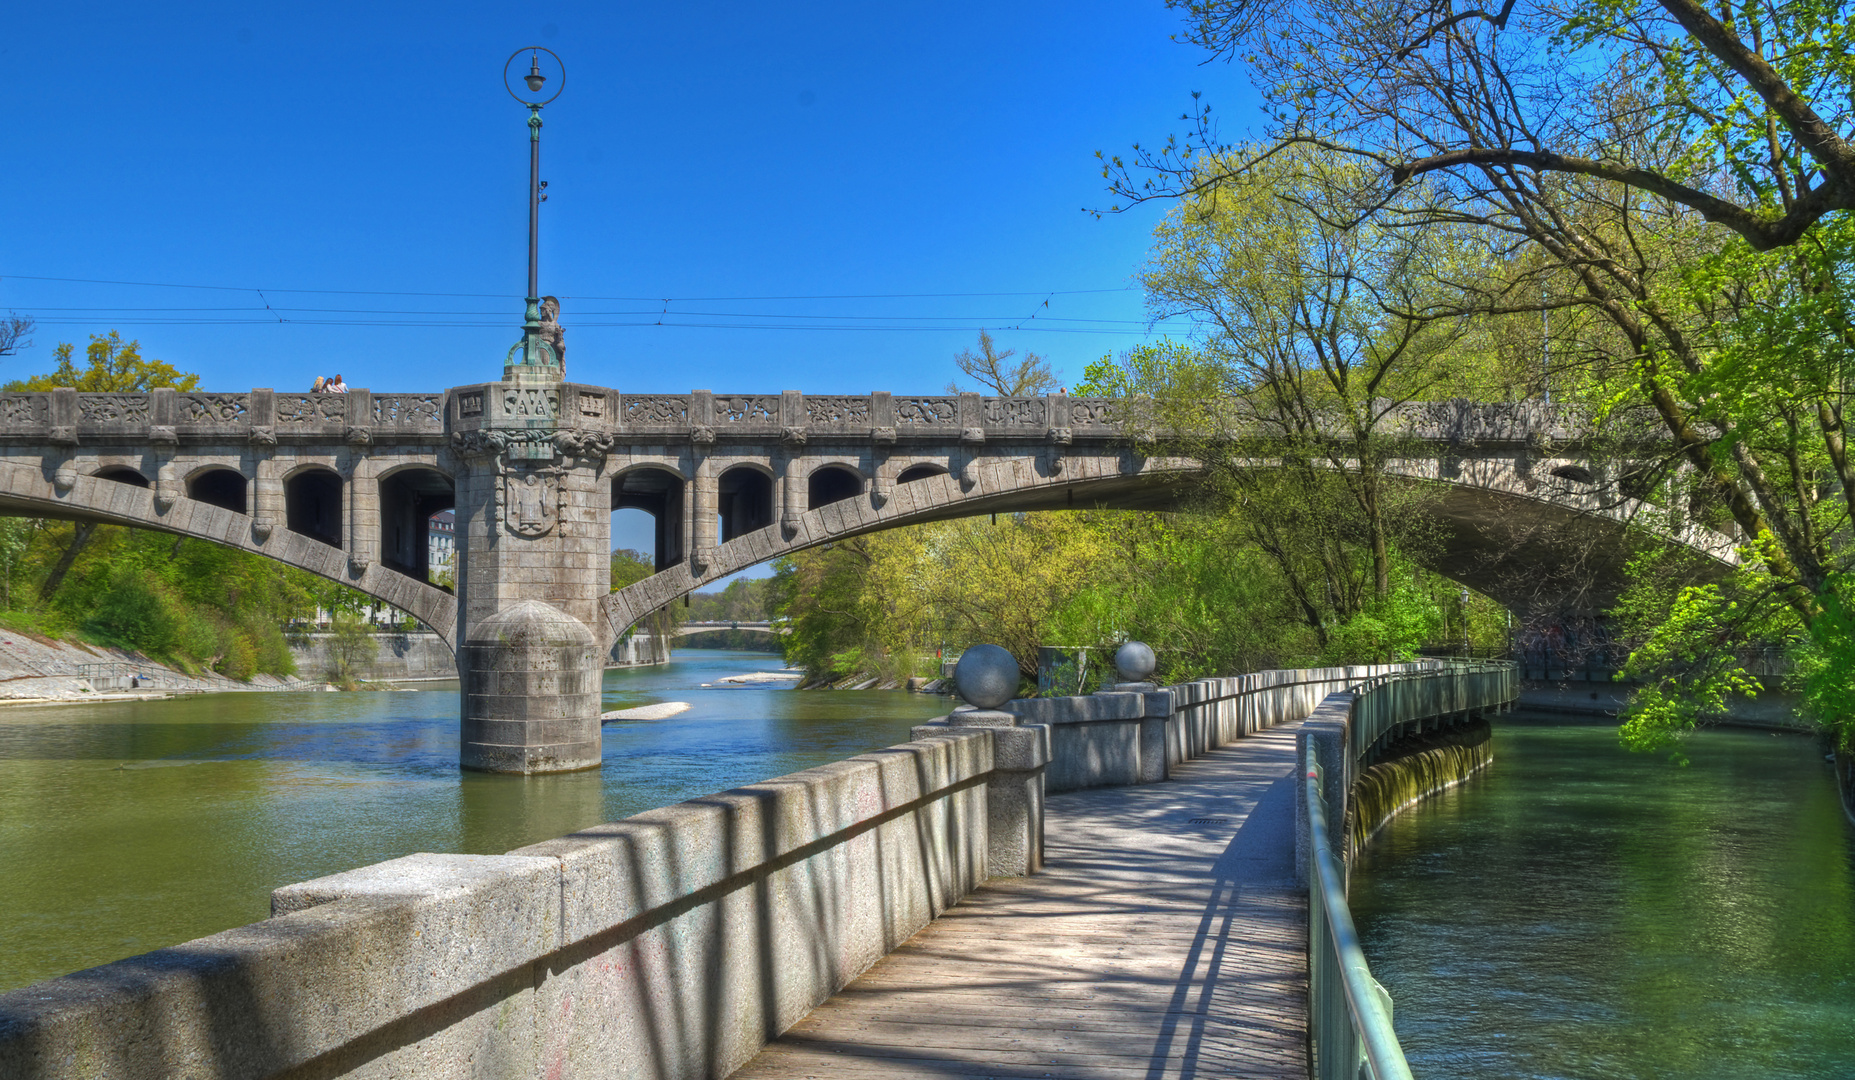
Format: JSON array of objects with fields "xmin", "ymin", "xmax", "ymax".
[{"xmin": 0, "ymin": 630, "xmax": 325, "ymax": 705}]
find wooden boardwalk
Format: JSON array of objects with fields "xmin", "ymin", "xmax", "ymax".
[{"xmin": 732, "ymin": 724, "xmax": 1310, "ymax": 1080}]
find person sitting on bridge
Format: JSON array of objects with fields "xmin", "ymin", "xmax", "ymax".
[{"xmin": 327, "ymin": 374, "xmax": 349, "ymax": 394}]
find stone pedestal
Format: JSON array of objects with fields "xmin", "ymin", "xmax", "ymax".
[
  {"xmin": 914, "ymin": 707, "xmax": 1049, "ymax": 877},
  {"xmin": 460, "ymin": 600, "xmax": 602, "ymax": 772}
]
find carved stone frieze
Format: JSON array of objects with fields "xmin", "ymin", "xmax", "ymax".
[
  {"xmin": 182, "ymin": 394, "xmax": 249, "ymax": 424},
  {"xmin": 0, "ymin": 396, "xmax": 47, "ymax": 427},
  {"xmin": 804, "ymin": 396, "xmax": 872, "ymax": 426},
  {"xmin": 622, "ymin": 395, "xmax": 690, "ymax": 426},
  {"xmin": 373, "ymin": 395, "xmax": 443, "ymax": 426},
  {"xmin": 77, "ymin": 395, "xmax": 150, "ymax": 424},
  {"xmin": 716, "ymin": 396, "xmax": 778, "ymax": 425},
  {"xmin": 983, "ymin": 398, "xmax": 1046, "ymax": 427},
  {"xmin": 276, "ymin": 395, "xmax": 344, "ymax": 425},
  {"xmin": 895, "ymin": 398, "xmax": 956, "ymax": 426}
]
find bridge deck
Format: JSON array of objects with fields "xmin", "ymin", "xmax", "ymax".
[{"xmin": 731, "ymin": 724, "xmax": 1310, "ymax": 1080}]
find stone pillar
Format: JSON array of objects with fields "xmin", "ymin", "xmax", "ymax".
[
  {"xmin": 451, "ymin": 376, "xmax": 610, "ymax": 774},
  {"xmin": 911, "ymin": 644, "xmax": 1049, "ymax": 878}
]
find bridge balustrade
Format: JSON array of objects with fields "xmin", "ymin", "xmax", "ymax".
[{"xmin": 1297, "ymin": 660, "xmax": 1518, "ymax": 1080}]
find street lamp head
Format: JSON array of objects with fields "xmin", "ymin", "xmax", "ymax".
[{"xmin": 504, "ymin": 46, "xmax": 565, "ymax": 107}]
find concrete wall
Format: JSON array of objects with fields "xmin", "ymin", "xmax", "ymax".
[
  {"xmin": 0, "ymin": 729, "xmax": 1035, "ymax": 1080},
  {"xmin": 997, "ymin": 662, "xmax": 1438, "ymax": 794},
  {"xmin": 289, "ymin": 631, "xmax": 458, "ymax": 681}
]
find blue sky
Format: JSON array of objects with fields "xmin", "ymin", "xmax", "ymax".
[{"xmin": 0, "ymin": 1, "xmax": 1258, "ymax": 570}]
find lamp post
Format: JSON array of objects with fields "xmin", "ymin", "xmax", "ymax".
[{"xmin": 503, "ymin": 47, "xmax": 565, "ymax": 378}]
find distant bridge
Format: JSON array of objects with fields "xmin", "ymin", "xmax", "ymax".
[{"xmin": 673, "ymin": 620, "xmax": 783, "ymax": 638}]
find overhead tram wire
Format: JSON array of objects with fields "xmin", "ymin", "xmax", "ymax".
[
  {"xmin": 3, "ymin": 273, "xmax": 1138, "ymax": 303},
  {"xmin": 5, "ymin": 273, "xmax": 1173, "ymax": 335}
]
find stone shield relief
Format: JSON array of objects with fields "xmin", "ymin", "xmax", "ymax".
[{"xmin": 505, "ymin": 471, "xmax": 558, "ymax": 538}]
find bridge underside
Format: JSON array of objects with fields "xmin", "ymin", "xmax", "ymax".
[
  {"xmin": 603, "ymin": 454, "xmax": 1733, "ymax": 645},
  {"xmin": 0, "ymin": 464, "xmax": 458, "ymax": 652}
]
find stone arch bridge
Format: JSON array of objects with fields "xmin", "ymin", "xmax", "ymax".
[{"xmin": 0, "ymin": 381, "xmax": 1729, "ymax": 772}]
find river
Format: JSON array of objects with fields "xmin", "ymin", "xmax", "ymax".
[
  {"xmin": 1350, "ymin": 714, "xmax": 1855, "ymax": 1079},
  {"xmin": 0, "ymin": 650, "xmax": 948, "ymax": 993}
]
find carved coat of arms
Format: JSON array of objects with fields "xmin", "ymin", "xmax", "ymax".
[{"xmin": 505, "ymin": 471, "xmax": 558, "ymax": 537}]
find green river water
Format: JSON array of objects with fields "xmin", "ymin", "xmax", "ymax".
[
  {"xmin": 0, "ymin": 650, "xmax": 947, "ymax": 993},
  {"xmin": 1350, "ymin": 714, "xmax": 1855, "ymax": 1079}
]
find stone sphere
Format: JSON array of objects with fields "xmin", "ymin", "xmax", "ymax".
[
  {"xmin": 954, "ymin": 644, "xmax": 1019, "ymax": 709},
  {"xmin": 1115, "ymin": 640, "xmax": 1157, "ymax": 683}
]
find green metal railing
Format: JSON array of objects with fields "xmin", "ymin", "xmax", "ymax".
[
  {"xmin": 1307, "ymin": 761, "xmax": 1412, "ymax": 1080},
  {"xmin": 1304, "ymin": 659, "xmax": 1517, "ymax": 1080}
]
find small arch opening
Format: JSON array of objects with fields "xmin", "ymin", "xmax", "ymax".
[
  {"xmin": 285, "ymin": 469, "xmax": 344, "ymax": 548},
  {"xmin": 380, "ymin": 467, "xmax": 456, "ymax": 583},
  {"xmin": 613, "ymin": 467, "xmax": 685, "ymax": 573},
  {"xmin": 718, "ymin": 466, "xmax": 774, "ymax": 541},
  {"xmin": 1550, "ymin": 465, "xmax": 1595, "ymax": 484},
  {"xmin": 95, "ymin": 466, "xmax": 149, "ymax": 488},
  {"xmin": 807, "ymin": 466, "xmax": 862, "ymax": 510},
  {"xmin": 897, "ymin": 464, "xmax": 947, "ymax": 484},
  {"xmin": 188, "ymin": 469, "xmax": 248, "ymax": 514}
]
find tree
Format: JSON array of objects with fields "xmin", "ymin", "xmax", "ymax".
[
  {"xmin": 325, "ymin": 612, "xmax": 378, "ymax": 688},
  {"xmin": 4, "ymin": 331, "xmax": 200, "ymax": 393},
  {"xmin": 1112, "ymin": 0, "xmax": 1855, "ymax": 751},
  {"xmin": 0, "ymin": 313, "xmax": 32, "ymax": 358},
  {"xmin": 946, "ymin": 330, "xmax": 1062, "ymax": 396},
  {"xmin": 1113, "ymin": 0, "xmax": 1855, "ymax": 253}
]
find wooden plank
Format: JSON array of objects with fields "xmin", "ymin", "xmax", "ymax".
[{"xmin": 728, "ymin": 723, "xmax": 1311, "ymax": 1080}]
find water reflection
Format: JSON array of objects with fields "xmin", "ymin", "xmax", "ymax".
[
  {"xmin": 1350, "ymin": 715, "xmax": 1855, "ymax": 1080},
  {"xmin": 0, "ymin": 651, "xmax": 947, "ymax": 992}
]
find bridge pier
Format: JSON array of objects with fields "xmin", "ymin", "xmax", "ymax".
[{"xmin": 452, "ymin": 374, "xmax": 613, "ymax": 773}]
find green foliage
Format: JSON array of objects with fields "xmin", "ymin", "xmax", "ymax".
[
  {"xmin": 776, "ymin": 506, "xmax": 1484, "ymax": 687},
  {"xmin": 325, "ymin": 612, "xmax": 379, "ymax": 688},
  {"xmin": 4, "ymin": 332, "xmax": 200, "ymax": 392},
  {"xmin": 611, "ymin": 548, "xmax": 654, "ymax": 590}
]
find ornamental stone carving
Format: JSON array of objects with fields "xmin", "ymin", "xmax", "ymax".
[
  {"xmin": 505, "ymin": 471, "xmax": 558, "ymax": 538},
  {"xmin": 77, "ymin": 395, "xmax": 149, "ymax": 424},
  {"xmin": 182, "ymin": 394, "xmax": 249, "ymax": 424},
  {"xmin": 622, "ymin": 396, "xmax": 689, "ymax": 426},
  {"xmin": 0, "ymin": 396, "xmax": 47, "ymax": 426},
  {"xmin": 716, "ymin": 396, "xmax": 778, "ymax": 425},
  {"xmin": 983, "ymin": 398, "xmax": 1046, "ymax": 427},
  {"xmin": 804, "ymin": 396, "xmax": 872, "ymax": 426},
  {"xmin": 895, "ymin": 398, "xmax": 956, "ymax": 425}
]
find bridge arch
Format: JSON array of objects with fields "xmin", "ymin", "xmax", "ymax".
[
  {"xmin": 92, "ymin": 465, "xmax": 150, "ymax": 488},
  {"xmin": 896, "ymin": 463, "xmax": 948, "ymax": 484},
  {"xmin": 377, "ymin": 463, "xmax": 455, "ymax": 584},
  {"xmin": 806, "ymin": 463, "xmax": 863, "ymax": 510},
  {"xmin": 602, "ymin": 452, "xmax": 1737, "ymax": 648},
  {"xmin": 186, "ymin": 465, "xmax": 249, "ymax": 515},
  {"xmin": 612, "ymin": 463, "xmax": 686, "ymax": 572},
  {"xmin": 0, "ymin": 458, "xmax": 458, "ymax": 652},
  {"xmin": 283, "ymin": 464, "xmax": 344, "ymax": 549},
  {"xmin": 717, "ymin": 463, "xmax": 775, "ymax": 542}
]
